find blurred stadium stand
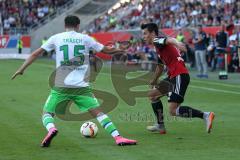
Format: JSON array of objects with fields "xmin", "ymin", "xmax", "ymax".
[
  {"xmin": 0, "ymin": 0, "xmax": 239, "ymax": 73},
  {"xmin": 0, "ymin": 0, "xmax": 119, "ymax": 51},
  {"xmin": 31, "ymin": 0, "xmax": 118, "ymax": 50}
]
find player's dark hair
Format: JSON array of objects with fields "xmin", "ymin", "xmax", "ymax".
[
  {"xmin": 141, "ymin": 23, "xmax": 159, "ymax": 35},
  {"xmin": 64, "ymin": 15, "xmax": 80, "ymax": 27}
]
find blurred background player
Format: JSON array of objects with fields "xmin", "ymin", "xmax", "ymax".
[
  {"xmin": 215, "ymin": 24, "xmax": 229, "ymax": 71},
  {"xmin": 17, "ymin": 35, "xmax": 23, "ymax": 54},
  {"xmin": 193, "ymin": 25, "xmax": 208, "ymax": 78},
  {"xmin": 11, "ymin": 15, "xmax": 137, "ymax": 147},
  {"xmin": 41, "ymin": 36, "xmax": 48, "ymax": 57},
  {"xmin": 141, "ymin": 23, "xmax": 215, "ymax": 134}
]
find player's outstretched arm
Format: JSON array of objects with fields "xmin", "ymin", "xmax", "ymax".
[
  {"xmin": 166, "ymin": 37, "xmax": 187, "ymax": 52},
  {"xmin": 101, "ymin": 46, "xmax": 126, "ymax": 55},
  {"xmin": 11, "ymin": 48, "xmax": 45, "ymax": 80}
]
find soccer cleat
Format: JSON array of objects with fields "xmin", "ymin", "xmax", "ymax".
[
  {"xmin": 146, "ymin": 124, "xmax": 166, "ymax": 134},
  {"xmin": 205, "ymin": 112, "xmax": 215, "ymax": 133},
  {"xmin": 114, "ymin": 136, "xmax": 137, "ymax": 146},
  {"xmin": 41, "ymin": 127, "xmax": 58, "ymax": 147}
]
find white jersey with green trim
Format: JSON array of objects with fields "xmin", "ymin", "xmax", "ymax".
[{"xmin": 41, "ymin": 31, "xmax": 104, "ymax": 88}]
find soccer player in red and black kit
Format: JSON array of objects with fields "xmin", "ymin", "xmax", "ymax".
[{"xmin": 141, "ymin": 23, "xmax": 215, "ymax": 134}]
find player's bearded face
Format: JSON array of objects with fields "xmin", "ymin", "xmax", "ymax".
[{"xmin": 142, "ymin": 29, "xmax": 154, "ymax": 44}]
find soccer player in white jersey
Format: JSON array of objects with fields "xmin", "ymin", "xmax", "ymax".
[{"xmin": 12, "ymin": 15, "xmax": 137, "ymax": 147}]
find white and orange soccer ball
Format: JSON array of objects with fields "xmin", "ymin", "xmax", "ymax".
[{"xmin": 80, "ymin": 121, "xmax": 98, "ymax": 138}]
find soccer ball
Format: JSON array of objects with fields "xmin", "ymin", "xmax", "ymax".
[{"xmin": 80, "ymin": 121, "xmax": 98, "ymax": 138}]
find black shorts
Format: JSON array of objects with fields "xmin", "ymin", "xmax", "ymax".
[{"xmin": 162, "ymin": 74, "xmax": 190, "ymax": 103}]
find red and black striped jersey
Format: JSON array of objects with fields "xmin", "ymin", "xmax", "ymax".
[{"xmin": 154, "ymin": 37, "xmax": 189, "ymax": 78}]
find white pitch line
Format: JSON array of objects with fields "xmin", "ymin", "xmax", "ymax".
[
  {"xmin": 36, "ymin": 63, "xmax": 240, "ymax": 94},
  {"xmin": 192, "ymin": 79, "xmax": 240, "ymax": 88},
  {"xmin": 190, "ymin": 85, "xmax": 240, "ymax": 95}
]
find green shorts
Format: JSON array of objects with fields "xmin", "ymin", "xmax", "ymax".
[{"xmin": 43, "ymin": 87, "xmax": 100, "ymax": 113}]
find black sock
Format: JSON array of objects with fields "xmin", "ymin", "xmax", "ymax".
[
  {"xmin": 151, "ymin": 100, "xmax": 164, "ymax": 125},
  {"xmin": 177, "ymin": 106, "xmax": 204, "ymax": 119}
]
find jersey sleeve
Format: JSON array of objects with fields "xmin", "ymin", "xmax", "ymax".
[
  {"xmin": 153, "ymin": 37, "xmax": 167, "ymax": 49},
  {"xmin": 85, "ymin": 36, "xmax": 104, "ymax": 52},
  {"xmin": 41, "ymin": 36, "xmax": 55, "ymax": 52}
]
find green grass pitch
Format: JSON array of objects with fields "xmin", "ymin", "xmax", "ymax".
[{"xmin": 0, "ymin": 59, "xmax": 240, "ymax": 160}]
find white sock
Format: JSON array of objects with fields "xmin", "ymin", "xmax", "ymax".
[
  {"xmin": 46, "ymin": 123, "xmax": 55, "ymax": 131},
  {"xmin": 111, "ymin": 130, "xmax": 120, "ymax": 137},
  {"xmin": 175, "ymin": 106, "xmax": 180, "ymax": 116},
  {"xmin": 96, "ymin": 113, "xmax": 120, "ymax": 138},
  {"xmin": 203, "ymin": 112, "xmax": 210, "ymax": 119}
]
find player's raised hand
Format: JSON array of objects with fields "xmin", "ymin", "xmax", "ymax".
[
  {"xmin": 102, "ymin": 46, "xmax": 126, "ymax": 55},
  {"xmin": 11, "ymin": 70, "xmax": 24, "ymax": 80},
  {"xmin": 166, "ymin": 37, "xmax": 187, "ymax": 53},
  {"xmin": 11, "ymin": 48, "xmax": 45, "ymax": 80}
]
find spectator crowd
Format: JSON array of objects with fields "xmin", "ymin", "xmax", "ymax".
[
  {"xmin": 0, "ymin": 0, "xmax": 69, "ymax": 34},
  {"xmin": 118, "ymin": 24, "xmax": 240, "ymax": 75},
  {"xmin": 87, "ymin": 0, "xmax": 240, "ymax": 75},
  {"xmin": 87, "ymin": 0, "xmax": 240, "ymax": 33},
  {"xmin": 0, "ymin": 0, "xmax": 239, "ymax": 74}
]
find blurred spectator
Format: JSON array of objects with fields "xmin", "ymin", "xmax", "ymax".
[
  {"xmin": 216, "ymin": 25, "xmax": 228, "ymax": 49},
  {"xmin": 17, "ymin": 36, "xmax": 23, "ymax": 54},
  {"xmin": 41, "ymin": 36, "xmax": 48, "ymax": 56},
  {"xmin": 228, "ymin": 52, "xmax": 239, "ymax": 72},
  {"xmin": 176, "ymin": 29, "xmax": 185, "ymax": 42},
  {"xmin": 0, "ymin": 13, "xmax": 3, "ymax": 34},
  {"xmin": 126, "ymin": 41, "xmax": 139, "ymax": 62},
  {"xmin": 229, "ymin": 26, "xmax": 240, "ymax": 42},
  {"xmin": 207, "ymin": 34, "xmax": 217, "ymax": 71},
  {"xmin": 215, "ymin": 24, "xmax": 228, "ymax": 70},
  {"xmin": 193, "ymin": 25, "xmax": 208, "ymax": 78},
  {"xmin": 185, "ymin": 43, "xmax": 195, "ymax": 67},
  {"xmin": 228, "ymin": 34, "xmax": 239, "ymax": 72},
  {"xmin": 41, "ymin": 36, "xmax": 47, "ymax": 45}
]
